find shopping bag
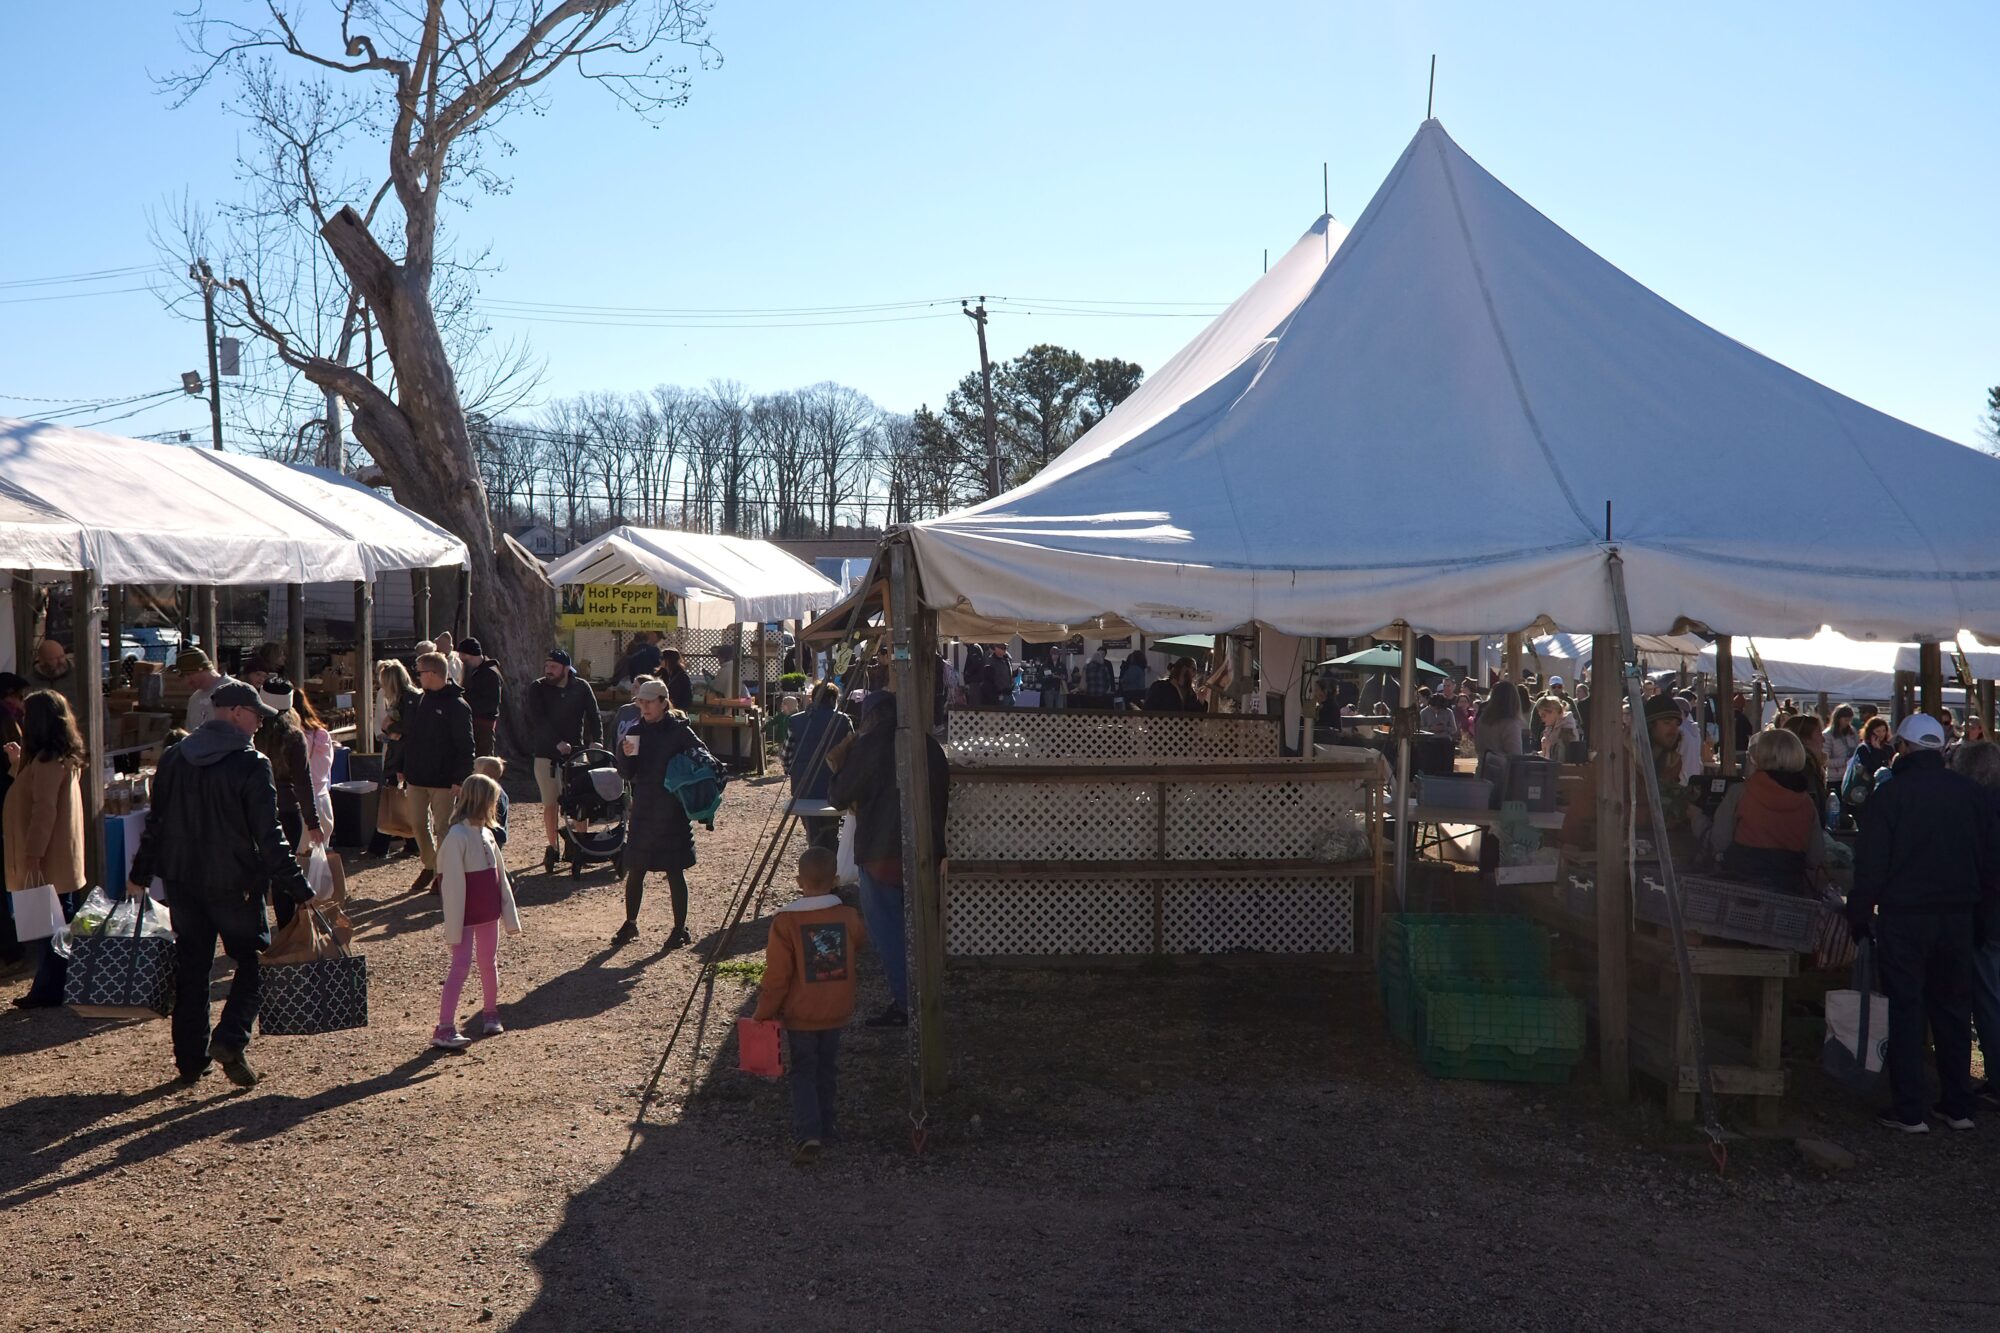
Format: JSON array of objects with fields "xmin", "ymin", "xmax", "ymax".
[
  {"xmin": 64, "ymin": 894, "xmax": 175, "ymax": 1020},
  {"xmin": 263, "ymin": 892, "xmax": 354, "ymax": 965},
  {"xmin": 8, "ymin": 884, "xmax": 62, "ymax": 942},
  {"xmin": 736, "ymin": 1017, "xmax": 783, "ymax": 1078},
  {"xmin": 1823, "ymin": 938, "xmax": 1888, "ymax": 1094},
  {"xmin": 836, "ymin": 813, "xmax": 858, "ymax": 886},
  {"xmin": 258, "ymin": 905, "xmax": 368, "ymax": 1035},
  {"xmin": 375, "ymin": 783, "xmax": 418, "ymax": 839},
  {"xmin": 665, "ymin": 748, "xmax": 727, "ymax": 830}
]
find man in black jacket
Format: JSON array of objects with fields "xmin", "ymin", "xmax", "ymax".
[
  {"xmin": 459, "ymin": 636, "xmax": 503, "ymax": 758},
  {"xmin": 526, "ymin": 649, "xmax": 603, "ymax": 873},
  {"xmin": 128, "ymin": 682, "xmax": 313, "ymax": 1088},
  {"xmin": 401, "ymin": 651, "xmax": 477, "ymax": 893},
  {"xmin": 1848, "ymin": 713, "xmax": 2000, "ymax": 1132},
  {"xmin": 827, "ymin": 691, "xmax": 948, "ymax": 1028}
]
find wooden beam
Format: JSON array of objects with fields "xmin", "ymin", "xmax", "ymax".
[
  {"xmin": 355, "ymin": 581, "xmax": 376, "ymax": 754},
  {"xmin": 1503, "ymin": 631, "xmax": 1523, "ymax": 684},
  {"xmin": 1919, "ymin": 641, "xmax": 1944, "ymax": 720},
  {"xmin": 1982, "ymin": 680, "xmax": 1996, "ymax": 735},
  {"xmin": 889, "ymin": 542, "xmax": 947, "ymax": 1095},
  {"xmin": 197, "ymin": 587, "xmax": 218, "ymax": 663},
  {"xmin": 1591, "ymin": 632, "xmax": 1630, "ymax": 1100},
  {"xmin": 1715, "ymin": 633, "xmax": 1737, "ymax": 777},
  {"xmin": 286, "ymin": 582, "xmax": 306, "ymax": 687},
  {"xmin": 74, "ymin": 570, "xmax": 105, "ymax": 891}
]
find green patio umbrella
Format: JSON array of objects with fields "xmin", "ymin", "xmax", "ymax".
[
  {"xmin": 1148, "ymin": 633, "xmax": 1220, "ymax": 656},
  {"xmin": 1316, "ymin": 646, "xmax": 1449, "ymax": 677}
]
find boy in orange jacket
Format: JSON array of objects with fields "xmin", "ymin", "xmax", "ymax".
[{"xmin": 754, "ymin": 846, "xmax": 867, "ymax": 1165}]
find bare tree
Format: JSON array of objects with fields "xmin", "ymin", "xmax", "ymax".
[
  {"xmin": 801, "ymin": 381, "xmax": 875, "ymax": 533},
  {"xmin": 167, "ymin": 0, "xmax": 715, "ymax": 742}
]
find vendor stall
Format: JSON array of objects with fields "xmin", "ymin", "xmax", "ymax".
[
  {"xmin": 876, "ymin": 118, "xmax": 2000, "ymax": 1113},
  {"xmin": 545, "ymin": 527, "xmax": 839, "ymax": 773},
  {"xmin": 1, "ymin": 416, "xmax": 467, "ymax": 886}
]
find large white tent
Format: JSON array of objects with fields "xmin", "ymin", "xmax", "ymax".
[
  {"xmin": 908, "ymin": 120, "xmax": 2000, "ymax": 643},
  {"xmin": 1529, "ymin": 632, "xmax": 1708, "ymax": 673},
  {"xmin": 1894, "ymin": 632, "xmax": 2000, "ymax": 683},
  {"xmin": 545, "ymin": 526, "xmax": 840, "ymax": 628},
  {"xmin": 0, "ymin": 417, "xmax": 466, "ymax": 582}
]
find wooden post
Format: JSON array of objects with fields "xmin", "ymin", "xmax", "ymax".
[
  {"xmin": 413, "ymin": 569, "xmax": 432, "ymax": 643},
  {"xmin": 1982, "ymin": 680, "xmax": 1996, "ymax": 736},
  {"xmin": 1919, "ymin": 641, "xmax": 1944, "ymax": 720},
  {"xmin": 105, "ymin": 583, "xmax": 124, "ymax": 690},
  {"xmin": 1391, "ymin": 623, "xmax": 1416, "ymax": 908},
  {"xmin": 1715, "ymin": 634, "xmax": 1737, "ymax": 777},
  {"xmin": 286, "ymin": 582, "xmax": 306, "ymax": 687},
  {"xmin": 454, "ymin": 564, "xmax": 471, "ymax": 640},
  {"xmin": 888, "ymin": 542, "xmax": 946, "ymax": 1095},
  {"xmin": 355, "ymin": 581, "xmax": 376, "ymax": 754},
  {"xmin": 74, "ymin": 570, "xmax": 105, "ymax": 891},
  {"xmin": 1503, "ymin": 631, "xmax": 1523, "ymax": 684},
  {"xmin": 1591, "ymin": 632, "xmax": 1630, "ymax": 1100},
  {"xmin": 197, "ymin": 586, "xmax": 218, "ymax": 663}
]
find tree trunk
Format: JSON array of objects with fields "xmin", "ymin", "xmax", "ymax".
[{"xmin": 314, "ymin": 206, "xmax": 548, "ymax": 754}]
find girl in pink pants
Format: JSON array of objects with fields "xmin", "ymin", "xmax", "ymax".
[{"xmin": 432, "ymin": 775, "xmax": 522, "ymax": 1050}]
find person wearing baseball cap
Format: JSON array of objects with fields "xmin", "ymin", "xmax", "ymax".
[
  {"xmin": 525, "ymin": 647, "xmax": 601, "ymax": 872},
  {"xmin": 127, "ymin": 679, "xmax": 311, "ymax": 1089},
  {"xmin": 1848, "ymin": 710, "xmax": 2000, "ymax": 1132}
]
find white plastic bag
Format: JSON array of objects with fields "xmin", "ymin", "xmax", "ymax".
[
  {"xmin": 305, "ymin": 846, "xmax": 334, "ymax": 901},
  {"xmin": 69, "ymin": 886, "xmax": 120, "ymax": 938},
  {"xmin": 1824, "ymin": 941, "xmax": 1888, "ymax": 1092},
  {"xmin": 836, "ymin": 813, "xmax": 858, "ymax": 886},
  {"xmin": 106, "ymin": 895, "xmax": 174, "ymax": 940}
]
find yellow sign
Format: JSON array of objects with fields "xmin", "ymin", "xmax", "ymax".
[{"xmin": 558, "ymin": 583, "xmax": 680, "ymax": 631}]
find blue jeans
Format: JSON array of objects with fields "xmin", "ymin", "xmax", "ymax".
[
  {"xmin": 787, "ymin": 1028, "xmax": 841, "ymax": 1143},
  {"xmin": 1973, "ymin": 938, "xmax": 2000, "ymax": 1073},
  {"xmin": 856, "ymin": 865, "xmax": 907, "ymax": 1010}
]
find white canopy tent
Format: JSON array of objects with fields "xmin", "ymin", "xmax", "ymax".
[
  {"xmin": 1529, "ymin": 632, "xmax": 1708, "ymax": 674},
  {"xmin": 908, "ymin": 120, "xmax": 2000, "ymax": 644},
  {"xmin": 1696, "ymin": 631, "xmax": 1901, "ymax": 701},
  {"xmin": 0, "ymin": 417, "xmax": 466, "ymax": 582},
  {"xmin": 1894, "ymin": 632, "xmax": 2000, "ymax": 683},
  {"xmin": 544, "ymin": 526, "xmax": 840, "ymax": 628}
]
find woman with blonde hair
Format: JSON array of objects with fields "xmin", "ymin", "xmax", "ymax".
[
  {"xmin": 1707, "ymin": 727, "xmax": 1828, "ymax": 892},
  {"xmin": 372, "ymin": 659, "xmax": 422, "ymax": 858},
  {"xmin": 431, "ymin": 773, "xmax": 521, "ymax": 1050},
  {"xmin": 1534, "ymin": 695, "xmax": 1579, "ymax": 761}
]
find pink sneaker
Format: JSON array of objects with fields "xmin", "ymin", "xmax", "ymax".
[
  {"xmin": 480, "ymin": 1016, "xmax": 505, "ymax": 1037},
  {"xmin": 431, "ymin": 1029, "xmax": 471, "ymax": 1051}
]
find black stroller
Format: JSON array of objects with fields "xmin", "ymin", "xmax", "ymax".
[{"xmin": 556, "ymin": 746, "xmax": 627, "ymax": 876}]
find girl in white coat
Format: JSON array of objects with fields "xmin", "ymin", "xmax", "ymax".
[{"xmin": 432, "ymin": 774, "xmax": 522, "ymax": 1050}]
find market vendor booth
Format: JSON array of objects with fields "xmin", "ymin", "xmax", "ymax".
[
  {"xmin": 866, "ymin": 120, "xmax": 2000, "ymax": 1125},
  {"xmin": 0, "ymin": 416, "xmax": 467, "ymax": 885},
  {"xmin": 544, "ymin": 527, "xmax": 839, "ymax": 774}
]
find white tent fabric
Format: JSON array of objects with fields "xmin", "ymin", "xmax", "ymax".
[
  {"xmin": 544, "ymin": 526, "xmax": 840, "ymax": 628},
  {"xmin": 1893, "ymin": 632, "xmax": 2000, "ymax": 682},
  {"xmin": 0, "ymin": 417, "xmax": 465, "ymax": 583},
  {"xmin": 909, "ymin": 121, "xmax": 2000, "ymax": 642},
  {"xmin": 1530, "ymin": 632, "xmax": 1707, "ymax": 670},
  {"xmin": 1697, "ymin": 631, "xmax": 1901, "ymax": 700}
]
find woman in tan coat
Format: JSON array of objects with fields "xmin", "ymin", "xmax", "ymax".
[{"xmin": 5, "ymin": 690, "xmax": 87, "ymax": 1008}]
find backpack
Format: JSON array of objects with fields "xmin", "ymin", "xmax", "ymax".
[{"xmin": 664, "ymin": 727, "xmax": 728, "ymax": 829}]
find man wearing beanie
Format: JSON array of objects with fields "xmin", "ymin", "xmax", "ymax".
[
  {"xmin": 525, "ymin": 648, "xmax": 602, "ymax": 873},
  {"xmin": 459, "ymin": 636, "xmax": 504, "ymax": 758}
]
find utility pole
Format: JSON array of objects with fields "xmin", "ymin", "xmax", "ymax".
[
  {"xmin": 963, "ymin": 298, "xmax": 1001, "ymax": 497},
  {"xmin": 192, "ymin": 260, "xmax": 224, "ymax": 451}
]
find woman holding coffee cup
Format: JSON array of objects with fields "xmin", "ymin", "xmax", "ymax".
[{"xmin": 610, "ymin": 678, "xmax": 700, "ymax": 950}]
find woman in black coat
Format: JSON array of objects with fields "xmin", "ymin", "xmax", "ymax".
[{"xmin": 611, "ymin": 679, "xmax": 699, "ymax": 949}]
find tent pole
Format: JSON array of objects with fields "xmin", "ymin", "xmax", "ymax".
[
  {"xmin": 1591, "ymin": 630, "xmax": 1630, "ymax": 1100},
  {"xmin": 1982, "ymin": 680, "xmax": 1996, "ymax": 736},
  {"xmin": 454, "ymin": 563, "xmax": 471, "ymax": 641},
  {"xmin": 1391, "ymin": 622, "xmax": 1415, "ymax": 908},
  {"xmin": 1715, "ymin": 635, "xmax": 1737, "ymax": 777},
  {"xmin": 355, "ymin": 581, "xmax": 376, "ymax": 755},
  {"xmin": 413, "ymin": 569, "xmax": 432, "ymax": 644},
  {"xmin": 1504, "ymin": 631, "xmax": 1522, "ymax": 684},
  {"xmin": 287, "ymin": 583, "xmax": 306, "ymax": 688},
  {"xmin": 75, "ymin": 570, "xmax": 105, "ymax": 891},
  {"xmin": 105, "ymin": 583, "xmax": 124, "ymax": 690},
  {"xmin": 198, "ymin": 587, "xmax": 218, "ymax": 663},
  {"xmin": 1919, "ymin": 641, "xmax": 1944, "ymax": 720},
  {"xmin": 888, "ymin": 542, "xmax": 946, "ymax": 1096},
  {"xmin": 11, "ymin": 571, "xmax": 34, "ymax": 673}
]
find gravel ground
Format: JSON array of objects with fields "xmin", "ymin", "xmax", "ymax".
[{"xmin": 4, "ymin": 772, "xmax": 1999, "ymax": 1331}]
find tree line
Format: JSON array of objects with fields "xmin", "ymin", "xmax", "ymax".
[{"xmin": 470, "ymin": 342, "xmax": 1145, "ymax": 547}]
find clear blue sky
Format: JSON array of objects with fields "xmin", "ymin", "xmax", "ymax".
[{"xmin": 2, "ymin": 1, "xmax": 1995, "ymax": 448}]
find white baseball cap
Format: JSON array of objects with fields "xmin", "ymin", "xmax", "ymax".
[{"xmin": 1895, "ymin": 713, "xmax": 1947, "ymax": 749}]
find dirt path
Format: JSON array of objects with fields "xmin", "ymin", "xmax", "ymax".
[{"xmin": 4, "ymin": 775, "xmax": 1998, "ymax": 1331}]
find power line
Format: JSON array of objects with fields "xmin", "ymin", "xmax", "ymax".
[
  {"xmin": 0, "ymin": 284, "xmax": 158, "ymax": 306},
  {"xmin": 0, "ymin": 264, "xmax": 155, "ymax": 289}
]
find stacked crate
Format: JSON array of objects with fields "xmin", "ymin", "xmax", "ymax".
[{"xmin": 1380, "ymin": 913, "xmax": 1584, "ymax": 1083}]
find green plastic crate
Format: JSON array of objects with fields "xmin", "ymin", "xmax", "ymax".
[
  {"xmin": 1414, "ymin": 979, "xmax": 1584, "ymax": 1084},
  {"xmin": 1379, "ymin": 914, "xmax": 1553, "ymax": 1044}
]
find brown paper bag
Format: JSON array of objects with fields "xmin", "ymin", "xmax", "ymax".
[
  {"xmin": 263, "ymin": 895, "xmax": 353, "ymax": 965},
  {"xmin": 375, "ymin": 784, "xmax": 418, "ymax": 838}
]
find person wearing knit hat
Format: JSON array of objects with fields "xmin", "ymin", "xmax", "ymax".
[
  {"xmin": 179, "ymin": 650, "xmax": 232, "ymax": 733},
  {"xmin": 459, "ymin": 636, "xmax": 503, "ymax": 758},
  {"xmin": 526, "ymin": 646, "xmax": 600, "ymax": 872}
]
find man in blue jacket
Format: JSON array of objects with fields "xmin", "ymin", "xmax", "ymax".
[
  {"xmin": 785, "ymin": 682, "xmax": 853, "ymax": 851},
  {"xmin": 1848, "ymin": 713, "xmax": 2000, "ymax": 1132}
]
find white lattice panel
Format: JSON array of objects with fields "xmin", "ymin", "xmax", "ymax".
[
  {"xmin": 1162, "ymin": 876, "xmax": 1356, "ymax": 954},
  {"xmin": 946, "ymin": 878, "xmax": 1154, "ymax": 955},
  {"xmin": 1164, "ymin": 780, "xmax": 1371, "ymax": 862},
  {"xmin": 947, "ymin": 709, "xmax": 1280, "ymax": 764},
  {"xmin": 947, "ymin": 781, "xmax": 1156, "ymax": 860}
]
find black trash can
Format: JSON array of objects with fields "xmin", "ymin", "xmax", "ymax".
[{"xmin": 330, "ymin": 780, "xmax": 381, "ymax": 851}]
